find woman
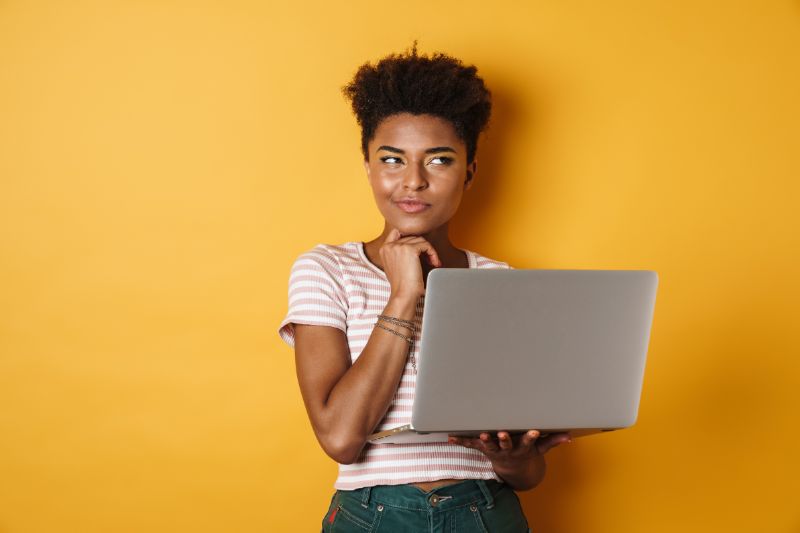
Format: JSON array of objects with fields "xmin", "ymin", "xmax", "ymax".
[{"xmin": 278, "ymin": 44, "xmax": 570, "ymax": 532}]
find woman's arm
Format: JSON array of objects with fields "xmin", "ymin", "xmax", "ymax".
[
  {"xmin": 294, "ymin": 294, "xmax": 417, "ymax": 464},
  {"xmin": 293, "ymin": 229, "xmax": 442, "ymax": 464}
]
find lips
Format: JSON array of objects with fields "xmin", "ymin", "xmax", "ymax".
[{"xmin": 394, "ymin": 199, "xmax": 431, "ymax": 214}]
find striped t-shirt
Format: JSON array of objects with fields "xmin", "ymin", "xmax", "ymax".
[{"xmin": 278, "ymin": 241, "xmax": 511, "ymax": 490}]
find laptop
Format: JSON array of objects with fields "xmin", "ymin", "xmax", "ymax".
[{"xmin": 367, "ymin": 268, "xmax": 659, "ymax": 444}]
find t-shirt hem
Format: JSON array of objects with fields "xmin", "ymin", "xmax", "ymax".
[{"xmin": 333, "ymin": 471, "xmax": 502, "ymax": 491}]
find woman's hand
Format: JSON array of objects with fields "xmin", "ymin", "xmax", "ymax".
[
  {"xmin": 448, "ymin": 430, "xmax": 571, "ymax": 490},
  {"xmin": 449, "ymin": 430, "xmax": 570, "ymax": 464},
  {"xmin": 379, "ymin": 228, "xmax": 442, "ymax": 301}
]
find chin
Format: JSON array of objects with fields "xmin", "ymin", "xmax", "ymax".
[{"xmin": 393, "ymin": 223, "xmax": 437, "ymax": 237}]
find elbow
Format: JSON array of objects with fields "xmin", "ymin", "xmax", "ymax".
[
  {"xmin": 319, "ymin": 432, "xmax": 366, "ymax": 465},
  {"xmin": 328, "ymin": 450, "xmax": 360, "ymax": 465}
]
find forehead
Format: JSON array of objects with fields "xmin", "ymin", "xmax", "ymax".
[{"xmin": 371, "ymin": 113, "xmax": 464, "ymax": 151}]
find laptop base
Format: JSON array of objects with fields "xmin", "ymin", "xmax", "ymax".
[{"xmin": 368, "ymin": 426, "xmax": 618, "ymax": 445}]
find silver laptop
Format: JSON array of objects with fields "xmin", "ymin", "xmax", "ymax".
[{"xmin": 368, "ymin": 268, "xmax": 658, "ymax": 444}]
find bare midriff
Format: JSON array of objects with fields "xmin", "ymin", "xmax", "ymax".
[{"xmin": 410, "ymin": 479, "xmax": 463, "ymax": 492}]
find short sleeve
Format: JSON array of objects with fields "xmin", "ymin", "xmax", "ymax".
[{"xmin": 277, "ymin": 247, "xmax": 348, "ymax": 348}]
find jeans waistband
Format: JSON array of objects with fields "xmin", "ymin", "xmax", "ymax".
[{"xmin": 338, "ymin": 479, "xmax": 503, "ymax": 512}]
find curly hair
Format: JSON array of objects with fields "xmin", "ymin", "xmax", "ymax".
[{"xmin": 342, "ymin": 42, "xmax": 492, "ymax": 164}]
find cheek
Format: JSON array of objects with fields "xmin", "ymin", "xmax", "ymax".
[
  {"xmin": 436, "ymin": 177, "xmax": 466, "ymax": 201},
  {"xmin": 369, "ymin": 176, "xmax": 394, "ymax": 199}
]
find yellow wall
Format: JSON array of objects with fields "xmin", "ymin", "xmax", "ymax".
[{"xmin": 1, "ymin": 1, "xmax": 798, "ymax": 531}]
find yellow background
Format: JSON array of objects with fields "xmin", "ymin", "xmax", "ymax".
[{"xmin": 1, "ymin": 1, "xmax": 798, "ymax": 531}]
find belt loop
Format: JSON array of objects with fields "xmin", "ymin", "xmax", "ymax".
[
  {"xmin": 361, "ymin": 486, "xmax": 372, "ymax": 508},
  {"xmin": 476, "ymin": 480, "xmax": 495, "ymax": 509}
]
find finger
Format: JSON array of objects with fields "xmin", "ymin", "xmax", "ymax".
[
  {"xmin": 479, "ymin": 432, "xmax": 500, "ymax": 453},
  {"xmin": 450, "ymin": 436, "xmax": 477, "ymax": 449},
  {"xmin": 553, "ymin": 432, "xmax": 572, "ymax": 445},
  {"xmin": 497, "ymin": 431, "xmax": 513, "ymax": 451},
  {"xmin": 448, "ymin": 434, "xmax": 472, "ymax": 444},
  {"xmin": 414, "ymin": 241, "xmax": 442, "ymax": 267},
  {"xmin": 520, "ymin": 430, "xmax": 540, "ymax": 450},
  {"xmin": 385, "ymin": 228, "xmax": 402, "ymax": 243},
  {"xmin": 536, "ymin": 432, "xmax": 572, "ymax": 454},
  {"xmin": 390, "ymin": 237, "xmax": 441, "ymax": 268},
  {"xmin": 395, "ymin": 236, "xmax": 426, "ymax": 243},
  {"xmin": 389, "ymin": 236, "xmax": 430, "ymax": 251}
]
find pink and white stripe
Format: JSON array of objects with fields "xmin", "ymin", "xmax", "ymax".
[{"xmin": 278, "ymin": 241, "xmax": 510, "ymax": 490}]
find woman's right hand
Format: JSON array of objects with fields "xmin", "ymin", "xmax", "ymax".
[{"xmin": 379, "ymin": 228, "xmax": 442, "ymax": 301}]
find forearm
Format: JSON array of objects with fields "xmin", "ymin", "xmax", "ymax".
[
  {"xmin": 492, "ymin": 454, "xmax": 546, "ymax": 491},
  {"xmin": 319, "ymin": 295, "xmax": 418, "ymax": 461}
]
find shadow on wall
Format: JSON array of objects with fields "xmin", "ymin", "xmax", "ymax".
[{"xmin": 449, "ymin": 73, "xmax": 551, "ymax": 263}]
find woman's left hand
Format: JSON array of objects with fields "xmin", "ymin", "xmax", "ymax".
[{"xmin": 448, "ymin": 430, "xmax": 570, "ymax": 469}]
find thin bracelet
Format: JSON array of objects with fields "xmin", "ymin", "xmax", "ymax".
[
  {"xmin": 378, "ymin": 313, "xmax": 415, "ymax": 324},
  {"xmin": 374, "ymin": 322, "xmax": 413, "ymax": 344},
  {"xmin": 377, "ymin": 314, "xmax": 417, "ymax": 332},
  {"xmin": 374, "ymin": 322, "xmax": 417, "ymax": 373},
  {"xmin": 378, "ymin": 316, "xmax": 417, "ymax": 331}
]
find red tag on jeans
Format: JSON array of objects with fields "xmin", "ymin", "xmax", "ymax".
[{"xmin": 328, "ymin": 506, "xmax": 338, "ymax": 524}]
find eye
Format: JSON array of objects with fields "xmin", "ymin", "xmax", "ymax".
[
  {"xmin": 380, "ymin": 156, "xmax": 403, "ymax": 164},
  {"xmin": 428, "ymin": 156, "xmax": 454, "ymax": 165}
]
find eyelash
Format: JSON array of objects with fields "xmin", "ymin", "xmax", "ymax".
[{"xmin": 379, "ymin": 156, "xmax": 454, "ymax": 165}]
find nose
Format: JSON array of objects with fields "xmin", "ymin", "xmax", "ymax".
[{"xmin": 402, "ymin": 161, "xmax": 428, "ymax": 191}]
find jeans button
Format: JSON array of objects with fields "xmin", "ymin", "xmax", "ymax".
[
  {"xmin": 377, "ymin": 504, "xmax": 384, "ymax": 512},
  {"xmin": 470, "ymin": 504, "xmax": 478, "ymax": 512},
  {"xmin": 430, "ymin": 495, "xmax": 440, "ymax": 506}
]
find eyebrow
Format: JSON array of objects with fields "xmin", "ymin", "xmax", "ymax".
[{"xmin": 376, "ymin": 145, "xmax": 457, "ymax": 155}]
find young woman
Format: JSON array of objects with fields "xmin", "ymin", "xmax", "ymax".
[{"xmin": 278, "ymin": 45, "xmax": 570, "ymax": 532}]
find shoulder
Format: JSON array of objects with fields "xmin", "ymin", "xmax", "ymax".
[
  {"xmin": 289, "ymin": 242, "xmax": 360, "ymax": 276},
  {"xmin": 469, "ymin": 249, "xmax": 513, "ymax": 270},
  {"xmin": 287, "ymin": 242, "xmax": 372, "ymax": 291}
]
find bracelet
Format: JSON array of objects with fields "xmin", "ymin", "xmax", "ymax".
[
  {"xmin": 377, "ymin": 314, "xmax": 417, "ymax": 332},
  {"xmin": 378, "ymin": 317, "xmax": 416, "ymax": 332},
  {"xmin": 374, "ymin": 322, "xmax": 414, "ymax": 344},
  {"xmin": 374, "ymin": 321, "xmax": 418, "ymax": 373}
]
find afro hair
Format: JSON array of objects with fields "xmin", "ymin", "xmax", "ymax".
[{"xmin": 342, "ymin": 42, "xmax": 492, "ymax": 163}]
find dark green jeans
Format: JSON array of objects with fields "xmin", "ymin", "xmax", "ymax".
[{"xmin": 321, "ymin": 479, "xmax": 531, "ymax": 532}]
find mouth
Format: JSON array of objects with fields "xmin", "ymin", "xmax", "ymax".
[{"xmin": 394, "ymin": 198, "xmax": 431, "ymax": 214}]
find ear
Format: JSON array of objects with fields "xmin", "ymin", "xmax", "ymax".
[
  {"xmin": 464, "ymin": 159, "xmax": 477, "ymax": 191},
  {"xmin": 363, "ymin": 158, "xmax": 371, "ymax": 179}
]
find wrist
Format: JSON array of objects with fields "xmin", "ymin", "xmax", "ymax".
[{"xmin": 386, "ymin": 293, "xmax": 420, "ymax": 317}]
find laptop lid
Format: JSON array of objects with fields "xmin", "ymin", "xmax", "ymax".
[{"xmin": 411, "ymin": 269, "xmax": 658, "ymax": 434}]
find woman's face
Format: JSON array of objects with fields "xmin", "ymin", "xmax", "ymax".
[
  {"xmin": 364, "ymin": 113, "xmax": 476, "ymax": 238},
  {"xmin": 364, "ymin": 113, "xmax": 476, "ymax": 236}
]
